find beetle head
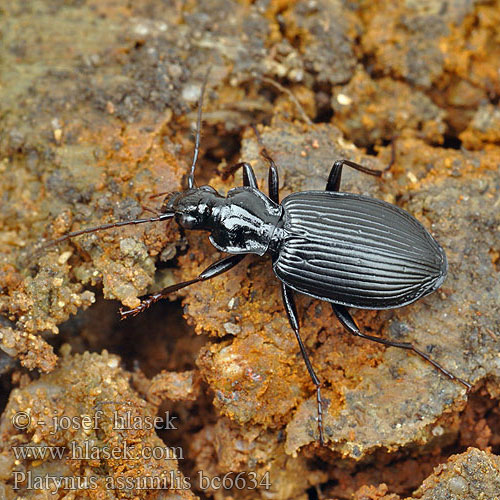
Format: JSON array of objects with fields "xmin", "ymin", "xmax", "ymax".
[{"xmin": 165, "ymin": 186, "xmax": 221, "ymax": 230}]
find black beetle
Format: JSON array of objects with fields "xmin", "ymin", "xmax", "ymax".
[{"xmin": 46, "ymin": 70, "xmax": 470, "ymax": 444}]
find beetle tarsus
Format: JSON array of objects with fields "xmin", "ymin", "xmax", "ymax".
[
  {"xmin": 332, "ymin": 303, "xmax": 471, "ymax": 392},
  {"xmin": 315, "ymin": 385, "xmax": 325, "ymax": 446},
  {"xmin": 119, "ymin": 301, "xmax": 151, "ymax": 319},
  {"xmin": 385, "ymin": 134, "xmax": 400, "ymax": 172},
  {"xmin": 281, "ymin": 283, "xmax": 326, "ymax": 446},
  {"xmin": 119, "ymin": 254, "xmax": 247, "ymax": 319}
]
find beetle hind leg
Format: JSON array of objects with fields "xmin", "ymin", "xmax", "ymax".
[
  {"xmin": 331, "ymin": 304, "xmax": 471, "ymax": 391},
  {"xmin": 281, "ymin": 284, "xmax": 325, "ymax": 445}
]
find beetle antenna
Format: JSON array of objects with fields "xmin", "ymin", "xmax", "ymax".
[
  {"xmin": 187, "ymin": 66, "xmax": 212, "ymax": 190},
  {"xmin": 39, "ymin": 212, "xmax": 175, "ymax": 251}
]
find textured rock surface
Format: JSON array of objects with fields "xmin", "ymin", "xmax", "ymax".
[
  {"xmin": 0, "ymin": 0, "xmax": 499, "ymax": 498},
  {"xmin": 0, "ymin": 351, "xmax": 196, "ymax": 498},
  {"xmin": 414, "ymin": 447, "xmax": 500, "ymax": 500}
]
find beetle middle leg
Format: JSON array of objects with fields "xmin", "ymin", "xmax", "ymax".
[
  {"xmin": 120, "ymin": 254, "xmax": 246, "ymax": 318},
  {"xmin": 331, "ymin": 304, "xmax": 471, "ymax": 391},
  {"xmin": 326, "ymin": 159, "xmax": 385, "ymax": 192},
  {"xmin": 281, "ymin": 284, "xmax": 325, "ymax": 445}
]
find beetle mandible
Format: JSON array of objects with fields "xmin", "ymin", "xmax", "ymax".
[{"xmin": 47, "ymin": 69, "xmax": 471, "ymax": 445}]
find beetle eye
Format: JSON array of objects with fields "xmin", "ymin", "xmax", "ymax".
[
  {"xmin": 177, "ymin": 213, "xmax": 197, "ymax": 229},
  {"xmin": 200, "ymin": 185, "xmax": 216, "ymax": 193}
]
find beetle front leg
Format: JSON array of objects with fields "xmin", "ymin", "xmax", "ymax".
[
  {"xmin": 331, "ymin": 304, "xmax": 471, "ymax": 391},
  {"xmin": 221, "ymin": 162, "xmax": 258, "ymax": 189},
  {"xmin": 249, "ymin": 124, "xmax": 280, "ymax": 203},
  {"xmin": 268, "ymin": 160, "xmax": 279, "ymax": 204},
  {"xmin": 257, "ymin": 146, "xmax": 279, "ymax": 203},
  {"xmin": 120, "ymin": 254, "xmax": 246, "ymax": 318},
  {"xmin": 281, "ymin": 284, "xmax": 325, "ymax": 445}
]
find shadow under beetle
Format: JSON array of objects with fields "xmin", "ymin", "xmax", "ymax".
[{"xmin": 48, "ymin": 70, "xmax": 471, "ymax": 445}]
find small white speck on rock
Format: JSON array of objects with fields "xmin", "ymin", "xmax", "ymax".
[
  {"xmin": 223, "ymin": 322, "xmax": 241, "ymax": 335},
  {"xmin": 182, "ymin": 83, "xmax": 202, "ymax": 102},
  {"xmin": 107, "ymin": 358, "xmax": 119, "ymax": 369},
  {"xmin": 432, "ymin": 425, "xmax": 444, "ymax": 436},
  {"xmin": 448, "ymin": 475, "xmax": 468, "ymax": 495}
]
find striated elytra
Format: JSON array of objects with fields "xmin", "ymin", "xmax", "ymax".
[{"xmin": 275, "ymin": 191, "xmax": 448, "ymax": 310}]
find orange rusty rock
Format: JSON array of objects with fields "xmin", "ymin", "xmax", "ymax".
[
  {"xmin": 352, "ymin": 484, "xmax": 401, "ymax": 500},
  {"xmin": 414, "ymin": 448, "xmax": 500, "ymax": 499},
  {"xmin": 0, "ymin": 351, "xmax": 195, "ymax": 498},
  {"xmin": 332, "ymin": 68, "xmax": 446, "ymax": 147},
  {"xmin": 1, "ymin": 1, "xmax": 500, "ymax": 498},
  {"xmin": 147, "ymin": 370, "xmax": 201, "ymax": 405}
]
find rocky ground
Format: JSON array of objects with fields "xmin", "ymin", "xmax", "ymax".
[{"xmin": 0, "ymin": 0, "xmax": 499, "ymax": 499}]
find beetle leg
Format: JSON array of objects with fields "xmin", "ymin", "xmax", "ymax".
[
  {"xmin": 281, "ymin": 284, "xmax": 325, "ymax": 445},
  {"xmin": 249, "ymin": 124, "xmax": 280, "ymax": 203},
  {"xmin": 331, "ymin": 304, "xmax": 471, "ymax": 391},
  {"xmin": 221, "ymin": 162, "xmax": 258, "ymax": 189},
  {"xmin": 326, "ymin": 160, "xmax": 385, "ymax": 192},
  {"xmin": 268, "ymin": 160, "xmax": 279, "ymax": 204},
  {"xmin": 120, "ymin": 254, "xmax": 246, "ymax": 318},
  {"xmin": 256, "ymin": 145, "xmax": 279, "ymax": 203},
  {"xmin": 325, "ymin": 160, "xmax": 343, "ymax": 192}
]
